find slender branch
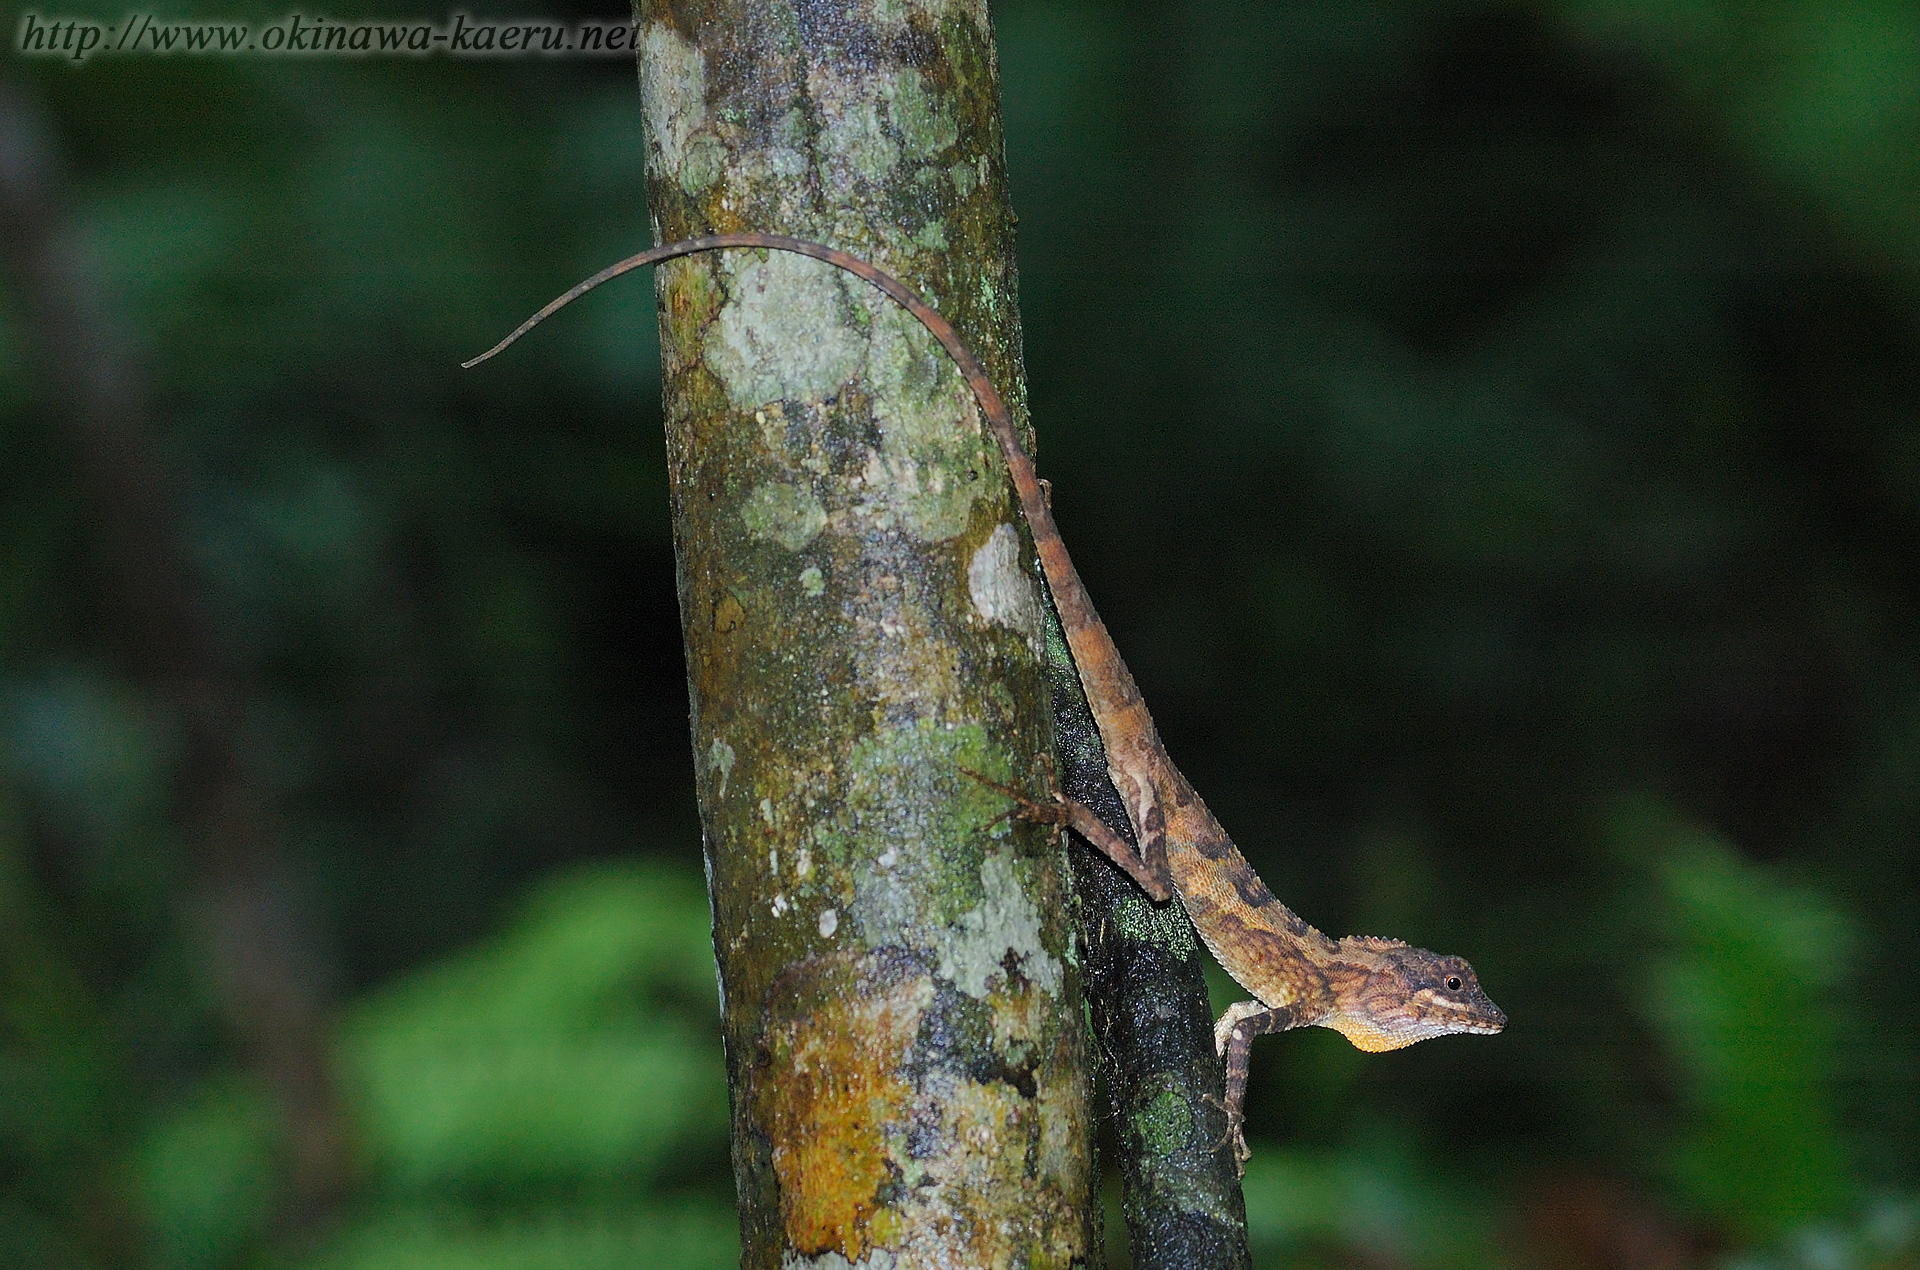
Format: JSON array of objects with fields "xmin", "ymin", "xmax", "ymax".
[{"xmin": 1045, "ymin": 592, "xmax": 1254, "ymax": 1268}]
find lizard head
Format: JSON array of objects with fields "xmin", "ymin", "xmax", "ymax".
[{"xmin": 1324, "ymin": 937, "xmax": 1506, "ymax": 1053}]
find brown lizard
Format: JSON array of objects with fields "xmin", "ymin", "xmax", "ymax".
[{"xmin": 464, "ymin": 232, "xmax": 1507, "ymax": 1171}]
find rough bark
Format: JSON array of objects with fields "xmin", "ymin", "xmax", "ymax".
[
  {"xmin": 1046, "ymin": 597, "xmax": 1254, "ymax": 1269},
  {"xmin": 633, "ymin": 4, "xmax": 1101, "ymax": 1267}
]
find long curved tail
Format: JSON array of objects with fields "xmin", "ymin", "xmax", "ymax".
[{"xmin": 466, "ymin": 232, "xmax": 1163, "ymax": 838}]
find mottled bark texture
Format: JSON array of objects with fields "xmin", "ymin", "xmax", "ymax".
[
  {"xmin": 1046, "ymin": 599, "xmax": 1254, "ymax": 1269},
  {"xmin": 634, "ymin": 4, "xmax": 1100, "ymax": 1267}
]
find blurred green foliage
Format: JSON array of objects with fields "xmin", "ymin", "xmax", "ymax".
[
  {"xmin": 136, "ymin": 1079, "xmax": 278, "ymax": 1268},
  {"xmin": 127, "ymin": 863, "xmax": 732, "ymax": 1270},
  {"xmin": 1634, "ymin": 803, "xmax": 1854, "ymax": 1240},
  {"xmin": 340, "ymin": 862, "xmax": 723, "ymax": 1194},
  {"xmin": 1240, "ymin": 1136, "xmax": 1507, "ymax": 1268},
  {"xmin": 3, "ymin": 0, "xmax": 1920, "ymax": 1266}
]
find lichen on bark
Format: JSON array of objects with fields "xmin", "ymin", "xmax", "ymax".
[{"xmin": 634, "ymin": 1, "xmax": 1100, "ymax": 1266}]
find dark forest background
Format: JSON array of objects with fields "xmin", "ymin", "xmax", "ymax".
[{"xmin": 3, "ymin": 0, "xmax": 1920, "ymax": 1266}]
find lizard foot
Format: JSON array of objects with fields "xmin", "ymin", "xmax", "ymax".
[{"xmin": 1200, "ymin": 1093, "xmax": 1252, "ymax": 1178}]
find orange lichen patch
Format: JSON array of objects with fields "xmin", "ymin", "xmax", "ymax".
[
  {"xmin": 757, "ymin": 966, "xmax": 932, "ymax": 1260},
  {"xmin": 755, "ymin": 955, "xmax": 1093, "ymax": 1269},
  {"xmin": 657, "ymin": 254, "xmax": 724, "ymax": 371}
]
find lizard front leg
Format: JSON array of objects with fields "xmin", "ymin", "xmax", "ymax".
[{"xmin": 1212, "ymin": 999, "xmax": 1297, "ymax": 1176}]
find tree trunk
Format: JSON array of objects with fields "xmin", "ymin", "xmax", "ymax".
[{"xmin": 634, "ymin": 4, "xmax": 1102, "ymax": 1267}]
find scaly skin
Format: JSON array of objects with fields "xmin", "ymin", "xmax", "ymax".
[{"xmin": 465, "ymin": 232, "xmax": 1507, "ymax": 1172}]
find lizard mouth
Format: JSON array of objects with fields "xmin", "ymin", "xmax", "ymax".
[
  {"xmin": 1458, "ymin": 1001, "xmax": 1507, "ymax": 1034},
  {"xmin": 1419, "ymin": 994, "xmax": 1505, "ymax": 1036}
]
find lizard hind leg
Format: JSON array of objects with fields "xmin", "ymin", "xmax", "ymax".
[
  {"xmin": 1057, "ymin": 798, "xmax": 1173, "ymax": 903},
  {"xmin": 959, "ymin": 766, "xmax": 1172, "ymax": 902},
  {"xmin": 1133, "ymin": 789, "xmax": 1172, "ymax": 897},
  {"xmin": 1209, "ymin": 1000, "xmax": 1296, "ymax": 1176}
]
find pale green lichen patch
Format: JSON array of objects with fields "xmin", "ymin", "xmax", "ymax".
[
  {"xmin": 640, "ymin": 24, "xmax": 707, "ymax": 176},
  {"xmin": 856, "ymin": 298, "xmax": 993, "ymax": 542},
  {"xmin": 869, "ymin": 0, "xmax": 907, "ymax": 36},
  {"xmin": 814, "ymin": 66, "xmax": 956, "ymax": 193},
  {"xmin": 759, "ymin": 110, "xmax": 812, "ymax": 183},
  {"xmin": 1110, "ymin": 884, "xmax": 1203, "ymax": 955},
  {"xmin": 1123, "ymin": 1075, "xmax": 1241, "ymax": 1223},
  {"xmin": 949, "ymin": 159, "xmax": 976, "ymax": 199},
  {"xmin": 694, "ymin": 247, "xmax": 991, "ymax": 552},
  {"xmin": 681, "ymin": 132, "xmax": 726, "ymax": 193},
  {"xmin": 772, "ymin": 107, "xmax": 808, "ymax": 148},
  {"xmin": 706, "ymin": 252, "xmax": 865, "ymax": 410},
  {"xmin": 822, "ymin": 94, "xmax": 900, "ymax": 186},
  {"xmin": 1121, "ymin": 1075, "xmax": 1244, "ymax": 1221},
  {"xmin": 885, "ymin": 68, "xmax": 958, "ymax": 161},
  {"xmin": 938, "ymin": 851, "xmax": 1062, "ymax": 999},
  {"xmin": 967, "ymin": 523, "xmax": 1043, "ymax": 654},
  {"xmin": 842, "ymin": 718, "xmax": 1001, "ymax": 939},
  {"xmin": 799, "ymin": 566, "xmax": 826, "ymax": 596},
  {"xmin": 743, "ymin": 481, "xmax": 829, "ymax": 552}
]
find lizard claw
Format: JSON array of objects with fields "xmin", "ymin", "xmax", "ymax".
[
  {"xmin": 1199, "ymin": 1093, "xmax": 1252, "ymax": 1177},
  {"xmin": 1199, "ymin": 1092, "xmax": 1253, "ymax": 1177}
]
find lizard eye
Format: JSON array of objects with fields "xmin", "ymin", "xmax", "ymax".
[{"xmin": 1445, "ymin": 976, "xmax": 1463, "ymax": 991}]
